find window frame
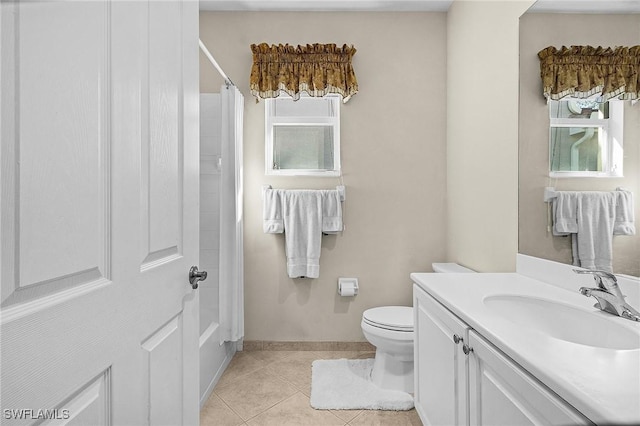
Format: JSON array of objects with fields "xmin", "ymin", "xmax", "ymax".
[{"xmin": 265, "ymin": 94, "xmax": 341, "ymax": 177}]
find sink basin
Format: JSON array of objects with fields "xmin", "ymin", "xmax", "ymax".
[{"xmin": 484, "ymin": 295, "xmax": 640, "ymax": 350}]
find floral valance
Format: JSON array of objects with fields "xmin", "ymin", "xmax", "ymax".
[
  {"xmin": 249, "ymin": 43, "xmax": 358, "ymax": 102},
  {"xmin": 538, "ymin": 45, "xmax": 640, "ymax": 101}
]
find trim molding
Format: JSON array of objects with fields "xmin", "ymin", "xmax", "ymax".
[{"xmin": 243, "ymin": 340, "xmax": 375, "ymax": 352}]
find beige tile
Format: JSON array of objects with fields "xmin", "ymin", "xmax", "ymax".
[
  {"xmin": 247, "ymin": 392, "xmax": 345, "ymax": 426},
  {"xmin": 330, "ymin": 409, "xmax": 362, "ymax": 423},
  {"xmin": 349, "ymin": 409, "xmax": 423, "ymax": 426},
  {"xmin": 297, "ymin": 341, "xmax": 339, "ymax": 351},
  {"xmin": 311, "ymin": 350, "xmax": 362, "ymax": 360},
  {"xmin": 333, "ymin": 341, "xmax": 375, "ymax": 352},
  {"xmin": 215, "ymin": 368, "xmax": 298, "ymax": 421},
  {"xmin": 253, "ymin": 341, "xmax": 375, "ymax": 351},
  {"xmin": 247, "ymin": 350, "xmax": 298, "ymax": 365},
  {"xmin": 265, "ymin": 351, "xmax": 319, "ymax": 395},
  {"xmin": 243, "ymin": 340, "xmax": 264, "ymax": 351},
  {"xmin": 353, "ymin": 350, "xmax": 376, "ymax": 360},
  {"xmin": 262, "ymin": 341, "xmax": 337, "ymax": 351},
  {"xmin": 216, "ymin": 351, "xmax": 265, "ymax": 388},
  {"xmin": 262, "ymin": 341, "xmax": 307, "ymax": 351},
  {"xmin": 200, "ymin": 393, "xmax": 245, "ymax": 426}
]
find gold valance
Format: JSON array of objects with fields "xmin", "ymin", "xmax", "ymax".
[
  {"xmin": 538, "ymin": 45, "xmax": 640, "ymax": 101},
  {"xmin": 249, "ymin": 43, "xmax": 358, "ymax": 102}
]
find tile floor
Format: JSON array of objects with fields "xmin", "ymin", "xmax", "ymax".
[{"xmin": 200, "ymin": 349, "xmax": 423, "ymax": 426}]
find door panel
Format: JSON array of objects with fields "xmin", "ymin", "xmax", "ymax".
[
  {"xmin": 142, "ymin": 315, "xmax": 183, "ymax": 426},
  {"xmin": 468, "ymin": 331, "xmax": 592, "ymax": 426},
  {"xmin": 414, "ymin": 285, "xmax": 469, "ymax": 426},
  {"xmin": 143, "ymin": 0, "xmax": 183, "ymax": 267},
  {"xmin": 2, "ymin": 0, "xmax": 110, "ymax": 307},
  {"xmin": 0, "ymin": 1, "xmax": 199, "ymax": 424},
  {"xmin": 43, "ymin": 370, "xmax": 111, "ymax": 426}
]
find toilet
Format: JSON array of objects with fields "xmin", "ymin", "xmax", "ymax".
[
  {"xmin": 361, "ymin": 262, "xmax": 475, "ymax": 393},
  {"xmin": 361, "ymin": 306, "xmax": 414, "ymax": 393}
]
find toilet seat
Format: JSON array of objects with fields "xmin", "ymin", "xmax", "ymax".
[{"xmin": 362, "ymin": 306, "xmax": 413, "ymax": 332}]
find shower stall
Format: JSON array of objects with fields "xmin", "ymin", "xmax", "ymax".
[{"xmin": 198, "ymin": 84, "xmax": 244, "ymax": 407}]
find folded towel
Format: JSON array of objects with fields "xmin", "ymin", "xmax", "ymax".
[
  {"xmin": 552, "ymin": 191, "xmax": 579, "ymax": 235},
  {"xmin": 263, "ymin": 188, "xmax": 284, "ymax": 233},
  {"xmin": 282, "ymin": 190, "xmax": 323, "ymax": 278},
  {"xmin": 575, "ymin": 191, "xmax": 616, "ymax": 272},
  {"xmin": 321, "ymin": 190, "xmax": 343, "ymax": 234},
  {"xmin": 614, "ymin": 189, "xmax": 636, "ymax": 235}
]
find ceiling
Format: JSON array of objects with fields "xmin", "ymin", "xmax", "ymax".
[
  {"xmin": 199, "ymin": 1, "xmax": 450, "ymax": 12},
  {"xmin": 199, "ymin": 0, "xmax": 640, "ymax": 13},
  {"xmin": 528, "ymin": 0, "xmax": 640, "ymax": 13}
]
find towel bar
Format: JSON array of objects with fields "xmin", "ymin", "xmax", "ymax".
[
  {"xmin": 544, "ymin": 187, "xmax": 557, "ymax": 202},
  {"xmin": 544, "ymin": 186, "xmax": 629, "ymax": 203},
  {"xmin": 263, "ymin": 185, "xmax": 346, "ymax": 202}
]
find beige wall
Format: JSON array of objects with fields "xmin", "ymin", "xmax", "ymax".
[
  {"xmin": 200, "ymin": 12, "xmax": 447, "ymax": 341},
  {"xmin": 519, "ymin": 13, "xmax": 640, "ymax": 276},
  {"xmin": 446, "ymin": 1, "xmax": 533, "ymax": 272}
]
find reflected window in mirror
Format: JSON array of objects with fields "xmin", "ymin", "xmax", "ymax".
[{"xmin": 548, "ymin": 100, "xmax": 623, "ymax": 178}]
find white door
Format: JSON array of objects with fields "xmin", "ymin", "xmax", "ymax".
[{"xmin": 0, "ymin": 1, "xmax": 200, "ymax": 425}]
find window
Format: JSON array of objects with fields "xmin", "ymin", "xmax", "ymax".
[
  {"xmin": 265, "ymin": 94, "xmax": 340, "ymax": 176},
  {"xmin": 548, "ymin": 99, "xmax": 623, "ymax": 178}
]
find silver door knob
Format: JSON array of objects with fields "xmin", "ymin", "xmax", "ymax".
[{"xmin": 188, "ymin": 266, "xmax": 207, "ymax": 289}]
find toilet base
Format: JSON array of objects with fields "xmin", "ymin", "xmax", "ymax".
[{"xmin": 370, "ymin": 350, "xmax": 414, "ymax": 393}]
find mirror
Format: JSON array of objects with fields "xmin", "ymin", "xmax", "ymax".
[{"xmin": 519, "ymin": 2, "xmax": 640, "ymax": 276}]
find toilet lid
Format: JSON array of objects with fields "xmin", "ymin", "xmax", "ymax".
[{"xmin": 362, "ymin": 306, "xmax": 413, "ymax": 331}]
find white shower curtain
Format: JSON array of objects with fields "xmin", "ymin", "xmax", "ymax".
[{"xmin": 219, "ymin": 84, "xmax": 244, "ymax": 343}]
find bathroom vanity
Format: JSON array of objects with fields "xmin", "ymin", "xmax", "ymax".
[{"xmin": 411, "ymin": 255, "xmax": 640, "ymax": 426}]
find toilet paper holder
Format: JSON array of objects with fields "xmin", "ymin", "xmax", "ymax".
[{"xmin": 338, "ymin": 277, "xmax": 359, "ymax": 296}]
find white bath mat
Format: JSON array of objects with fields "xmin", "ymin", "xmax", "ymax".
[{"xmin": 310, "ymin": 358, "xmax": 414, "ymax": 411}]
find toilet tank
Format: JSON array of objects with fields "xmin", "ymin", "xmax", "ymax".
[{"xmin": 432, "ymin": 263, "xmax": 475, "ymax": 273}]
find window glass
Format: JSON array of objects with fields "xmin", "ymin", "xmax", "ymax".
[
  {"xmin": 548, "ymin": 100, "xmax": 623, "ymax": 177},
  {"xmin": 265, "ymin": 94, "xmax": 340, "ymax": 176},
  {"xmin": 273, "ymin": 126, "xmax": 334, "ymax": 170}
]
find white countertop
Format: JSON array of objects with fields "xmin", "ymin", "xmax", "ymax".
[{"xmin": 411, "ymin": 271, "xmax": 640, "ymax": 425}]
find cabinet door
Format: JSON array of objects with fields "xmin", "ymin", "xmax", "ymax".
[
  {"xmin": 468, "ymin": 331, "xmax": 593, "ymax": 426},
  {"xmin": 414, "ymin": 285, "xmax": 470, "ymax": 426}
]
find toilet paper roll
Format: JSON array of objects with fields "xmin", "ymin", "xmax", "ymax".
[{"xmin": 338, "ymin": 282, "xmax": 357, "ymax": 296}]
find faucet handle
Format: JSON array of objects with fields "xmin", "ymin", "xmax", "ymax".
[{"xmin": 573, "ymin": 269, "xmax": 617, "ymax": 289}]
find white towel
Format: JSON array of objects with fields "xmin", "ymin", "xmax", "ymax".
[
  {"xmin": 552, "ymin": 190, "xmax": 635, "ymax": 272},
  {"xmin": 552, "ymin": 191, "xmax": 579, "ymax": 235},
  {"xmin": 613, "ymin": 189, "xmax": 636, "ymax": 235},
  {"xmin": 282, "ymin": 190, "xmax": 323, "ymax": 278},
  {"xmin": 263, "ymin": 188, "xmax": 284, "ymax": 234},
  {"xmin": 320, "ymin": 190, "xmax": 343, "ymax": 234},
  {"xmin": 575, "ymin": 192, "xmax": 617, "ymax": 272}
]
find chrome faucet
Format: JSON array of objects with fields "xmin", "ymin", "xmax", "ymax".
[{"xmin": 574, "ymin": 269, "xmax": 640, "ymax": 322}]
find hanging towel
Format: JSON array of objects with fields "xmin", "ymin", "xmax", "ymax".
[
  {"xmin": 321, "ymin": 189, "xmax": 343, "ymax": 234},
  {"xmin": 575, "ymin": 192, "xmax": 617, "ymax": 272},
  {"xmin": 552, "ymin": 190, "xmax": 635, "ymax": 272},
  {"xmin": 282, "ymin": 190, "xmax": 323, "ymax": 278},
  {"xmin": 552, "ymin": 191, "xmax": 579, "ymax": 235},
  {"xmin": 613, "ymin": 189, "xmax": 636, "ymax": 236},
  {"xmin": 263, "ymin": 188, "xmax": 284, "ymax": 233}
]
